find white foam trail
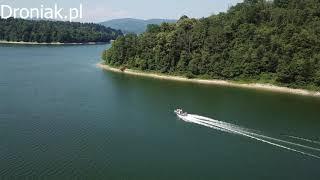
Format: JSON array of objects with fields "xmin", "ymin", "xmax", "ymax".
[
  {"xmin": 193, "ymin": 119, "xmax": 320, "ymax": 159},
  {"xmin": 189, "ymin": 114, "xmax": 256, "ymax": 133},
  {"xmin": 251, "ymin": 133, "xmax": 320, "ymax": 152},
  {"xmin": 183, "ymin": 116, "xmax": 233, "ymax": 134},
  {"xmin": 180, "ymin": 115, "xmax": 320, "ymax": 159},
  {"xmin": 285, "ymin": 135, "xmax": 320, "ymax": 146},
  {"xmin": 190, "ymin": 114, "xmax": 320, "ymax": 152}
]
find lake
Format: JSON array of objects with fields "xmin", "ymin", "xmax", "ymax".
[{"xmin": 0, "ymin": 44, "xmax": 319, "ymax": 179}]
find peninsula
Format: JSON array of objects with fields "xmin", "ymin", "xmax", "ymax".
[{"xmin": 101, "ymin": 0, "xmax": 320, "ymax": 93}]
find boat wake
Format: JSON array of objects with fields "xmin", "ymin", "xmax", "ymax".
[
  {"xmin": 177, "ymin": 112, "xmax": 320, "ymax": 159},
  {"xmin": 284, "ymin": 135, "xmax": 320, "ymax": 146}
]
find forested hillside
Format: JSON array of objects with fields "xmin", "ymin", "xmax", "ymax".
[
  {"xmin": 103, "ymin": 0, "xmax": 320, "ymax": 90},
  {"xmin": 0, "ymin": 17, "xmax": 122, "ymax": 43}
]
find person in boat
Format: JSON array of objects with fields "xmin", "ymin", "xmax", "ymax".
[{"xmin": 175, "ymin": 109, "xmax": 188, "ymax": 116}]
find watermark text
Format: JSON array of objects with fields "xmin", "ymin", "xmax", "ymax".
[{"xmin": 0, "ymin": 4, "xmax": 83, "ymax": 22}]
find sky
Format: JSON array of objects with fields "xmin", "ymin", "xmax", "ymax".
[{"xmin": 0, "ymin": 0, "xmax": 243, "ymax": 22}]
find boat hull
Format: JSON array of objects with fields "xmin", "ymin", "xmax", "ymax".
[{"xmin": 175, "ymin": 113, "xmax": 189, "ymax": 122}]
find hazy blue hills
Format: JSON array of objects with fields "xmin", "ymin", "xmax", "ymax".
[{"xmin": 100, "ymin": 18, "xmax": 177, "ymax": 34}]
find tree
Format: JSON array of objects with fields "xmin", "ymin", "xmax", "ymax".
[
  {"xmin": 177, "ymin": 51, "xmax": 188, "ymax": 72},
  {"xmin": 103, "ymin": 0, "xmax": 320, "ymax": 90},
  {"xmin": 146, "ymin": 24, "xmax": 161, "ymax": 33}
]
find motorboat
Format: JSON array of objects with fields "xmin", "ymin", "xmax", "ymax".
[{"xmin": 174, "ymin": 109, "xmax": 188, "ymax": 117}]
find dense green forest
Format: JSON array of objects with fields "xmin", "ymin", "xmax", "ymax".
[
  {"xmin": 0, "ymin": 17, "xmax": 122, "ymax": 43},
  {"xmin": 103, "ymin": 0, "xmax": 320, "ymax": 90}
]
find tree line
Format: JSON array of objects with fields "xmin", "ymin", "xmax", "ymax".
[
  {"xmin": 103, "ymin": 0, "xmax": 320, "ymax": 90},
  {"xmin": 0, "ymin": 17, "xmax": 122, "ymax": 43}
]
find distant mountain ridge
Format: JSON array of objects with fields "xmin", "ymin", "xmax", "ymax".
[{"xmin": 100, "ymin": 18, "xmax": 177, "ymax": 34}]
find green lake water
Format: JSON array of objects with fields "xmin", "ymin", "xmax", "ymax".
[{"xmin": 0, "ymin": 44, "xmax": 319, "ymax": 179}]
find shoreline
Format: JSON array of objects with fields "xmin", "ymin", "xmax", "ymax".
[
  {"xmin": 97, "ymin": 63, "xmax": 320, "ymax": 98},
  {"xmin": 0, "ymin": 40, "xmax": 108, "ymax": 45}
]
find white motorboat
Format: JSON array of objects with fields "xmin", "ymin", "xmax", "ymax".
[{"xmin": 174, "ymin": 109, "xmax": 188, "ymax": 119}]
